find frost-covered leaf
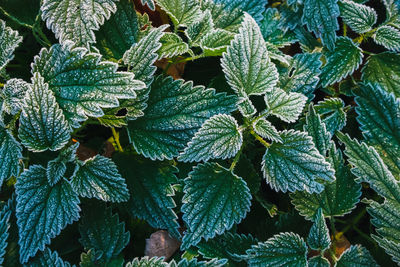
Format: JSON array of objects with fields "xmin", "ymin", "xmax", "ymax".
[
  {"xmin": 262, "ymin": 130, "xmax": 335, "ymax": 193},
  {"xmin": 200, "ymin": 0, "xmax": 243, "ymax": 32},
  {"xmin": 179, "ymin": 114, "xmax": 242, "ymax": 162},
  {"xmin": 253, "ymin": 118, "xmax": 282, "ymax": 143},
  {"xmin": 265, "ymin": 88, "xmax": 307, "ymax": 123},
  {"xmin": 0, "ymin": 204, "xmax": 11, "ymax": 265},
  {"xmin": 1, "ymin": 78, "xmax": 30, "ymax": 115},
  {"xmin": 213, "ymin": 0, "xmax": 268, "ymax": 24},
  {"xmin": 169, "ymin": 258, "xmax": 227, "ymax": 267},
  {"xmin": 245, "ymin": 232, "xmax": 308, "ymax": 267},
  {"xmin": 127, "ymin": 75, "xmax": 237, "ymax": 160},
  {"xmin": 0, "ymin": 125, "xmax": 22, "ymax": 189},
  {"xmin": 373, "ymin": 25, "xmax": 400, "ymax": 52},
  {"xmin": 114, "ymin": 153, "xmax": 181, "ymax": 238},
  {"xmin": 0, "ymin": 19, "xmax": 23, "ymax": 71},
  {"xmin": 304, "ymin": 104, "xmax": 331, "ymax": 155},
  {"xmin": 221, "ymin": 13, "xmax": 278, "ymax": 96},
  {"xmin": 314, "ymin": 98, "xmax": 347, "ymax": 135},
  {"xmin": 362, "ymin": 52, "xmax": 400, "ymax": 97},
  {"xmin": 97, "ymin": 114, "xmax": 127, "ymax": 128},
  {"xmin": 200, "ymin": 29, "xmax": 234, "ymax": 56},
  {"xmin": 307, "ymin": 209, "xmax": 330, "ymax": 251},
  {"xmin": 237, "ymin": 95, "xmax": 257, "ymax": 117},
  {"xmin": 308, "ymin": 256, "xmax": 330, "ymax": 267},
  {"xmin": 336, "ymin": 245, "xmax": 378, "ymax": 267},
  {"xmin": 156, "ymin": 0, "xmax": 202, "ymax": 27},
  {"xmin": 355, "ymin": 83, "xmax": 400, "ymax": 177},
  {"xmin": 158, "ymin": 32, "xmax": 190, "ymax": 58},
  {"xmin": 16, "ymin": 165, "xmax": 80, "ymax": 263},
  {"xmin": 141, "ymin": 0, "xmax": 155, "ymax": 10},
  {"xmin": 181, "ymin": 162, "xmax": 251, "ymax": 249},
  {"xmin": 26, "ymin": 248, "xmax": 72, "ymax": 267},
  {"xmin": 186, "ymin": 10, "xmax": 214, "ymax": 46},
  {"xmin": 125, "ymin": 256, "xmax": 167, "ymax": 267},
  {"xmin": 32, "ymin": 42, "xmax": 145, "ymax": 127},
  {"xmin": 319, "ymin": 37, "xmax": 363, "ymax": 87},
  {"xmin": 302, "ymin": 0, "xmax": 340, "ymax": 50},
  {"xmin": 339, "ymin": 0, "xmax": 377, "ymax": 34},
  {"xmin": 47, "ymin": 142, "xmax": 79, "ymax": 186},
  {"xmin": 18, "ymin": 73, "xmax": 71, "ymax": 152},
  {"xmin": 41, "ymin": 0, "xmax": 118, "ymax": 47},
  {"xmin": 71, "ymin": 155, "xmax": 129, "ymax": 202},
  {"xmin": 79, "ymin": 204, "xmax": 129, "ymax": 262}
]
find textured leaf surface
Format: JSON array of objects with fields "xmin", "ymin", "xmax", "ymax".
[
  {"xmin": 181, "ymin": 162, "xmax": 251, "ymax": 249},
  {"xmin": 262, "ymin": 130, "xmax": 335, "ymax": 193},
  {"xmin": 114, "ymin": 153, "xmax": 181, "ymax": 238},
  {"xmin": 26, "ymin": 248, "xmax": 71, "ymax": 267},
  {"xmin": 158, "ymin": 32, "xmax": 190, "ymax": 58},
  {"xmin": 0, "ymin": 125, "xmax": 22, "ymax": 189},
  {"xmin": 314, "ymin": 98, "xmax": 347, "ymax": 135},
  {"xmin": 0, "ymin": 204, "xmax": 10, "ymax": 265},
  {"xmin": 0, "ymin": 20, "xmax": 22, "ymax": 71},
  {"xmin": 169, "ymin": 258, "xmax": 227, "ymax": 267},
  {"xmin": 47, "ymin": 143, "xmax": 78, "ymax": 186},
  {"xmin": 125, "ymin": 256, "xmax": 167, "ymax": 267},
  {"xmin": 200, "ymin": 0, "xmax": 243, "ymax": 32},
  {"xmin": 156, "ymin": 0, "xmax": 202, "ymax": 27},
  {"xmin": 307, "ymin": 209, "xmax": 330, "ymax": 251},
  {"xmin": 221, "ymin": 13, "xmax": 278, "ymax": 96},
  {"xmin": 308, "ymin": 256, "xmax": 330, "ymax": 267},
  {"xmin": 304, "ymin": 104, "xmax": 331, "ymax": 155},
  {"xmin": 127, "ymin": 75, "xmax": 237, "ymax": 160},
  {"xmin": 16, "ymin": 165, "xmax": 80, "ymax": 263},
  {"xmin": 41, "ymin": 0, "xmax": 117, "ymax": 46},
  {"xmin": 246, "ymin": 232, "xmax": 308, "ymax": 267},
  {"xmin": 141, "ymin": 0, "xmax": 155, "ymax": 10},
  {"xmin": 1, "ymin": 78, "xmax": 30, "ymax": 115},
  {"xmin": 319, "ymin": 37, "xmax": 363, "ymax": 87},
  {"xmin": 71, "ymin": 155, "xmax": 129, "ymax": 202},
  {"xmin": 32, "ymin": 42, "xmax": 145, "ymax": 127},
  {"xmin": 373, "ymin": 25, "xmax": 400, "ymax": 52},
  {"xmin": 336, "ymin": 245, "xmax": 378, "ymax": 267},
  {"xmin": 186, "ymin": 10, "xmax": 214, "ymax": 46},
  {"xmin": 179, "ymin": 114, "xmax": 242, "ymax": 162},
  {"xmin": 18, "ymin": 73, "xmax": 70, "ymax": 152},
  {"xmin": 302, "ymin": 0, "xmax": 339, "ymax": 50},
  {"xmin": 200, "ymin": 29, "xmax": 234, "ymax": 56},
  {"xmin": 213, "ymin": 0, "xmax": 268, "ymax": 24},
  {"xmin": 362, "ymin": 52, "xmax": 400, "ymax": 97},
  {"xmin": 339, "ymin": 0, "xmax": 377, "ymax": 34},
  {"xmin": 265, "ymin": 88, "xmax": 307, "ymax": 123},
  {"xmin": 253, "ymin": 118, "xmax": 282, "ymax": 143}
]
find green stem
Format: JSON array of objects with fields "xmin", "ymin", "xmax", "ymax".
[
  {"xmin": 340, "ymin": 208, "xmax": 367, "ymax": 235},
  {"xmin": 111, "ymin": 127, "xmax": 124, "ymax": 152},
  {"xmin": 229, "ymin": 143, "xmax": 244, "ymax": 171},
  {"xmin": 250, "ymin": 129, "xmax": 271, "ymax": 148},
  {"xmin": 177, "ymin": 54, "xmax": 204, "ymax": 63},
  {"xmin": 0, "ymin": 6, "xmax": 33, "ymax": 29}
]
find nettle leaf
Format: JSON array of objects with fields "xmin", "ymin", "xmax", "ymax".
[
  {"xmin": 314, "ymin": 98, "xmax": 347, "ymax": 135},
  {"xmin": 79, "ymin": 205, "xmax": 129, "ymax": 262},
  {"xmin": 200, "ymin": 0, "xmax": 243, "ymax": 33},
  {"xmin": 339, "ymin": 0, "xmax": 377, "ymax": 34},
  {"xmin": 1, "ymin": 78, "xmax": 30, "ymax": 115},
  {"xmin": 221, "ymin": 13, "xmax": 278, "ymax": 96},
  {"xmin": 319, "ymin": 37, "xmax": 363, "ymax": 87},
  {"xmin": 125, "ymin": 256, "xmax": 167, "ymax": 267},
  {"xmin": 262, "ymin": 130, "xmax": 335, "ymax": 193},
  {"xmin": 71, "ymin": 155, "xmax": 129, "ymax": 202},
  {"xmin": 0, "ymin": 204, "xmax": 11, "ymax": 265},
  {"xmin": 304, "ymin": 104, "xmax": 331, "ymax": 156},
  {"xmin": 373, "ymin": 25, "xmax": 400, "ymax": 52},
  {"xmin": 127, "ymin": 75, "xmax": 237, "ymax": 160},
  {"xmin": 291, "ymin": 144, "xmax": 361, "ymax": 220},
  {"xmin": 169, "ymin": 258, "xmax": 227, "ymax": 267},
  {"xmin": 308, "ymin": 256, "xmax": 330, "ymax": 267},
  {"xmin": 47, "ymin": 142, "xmax": 79, "ymax": 186},
  {"xmin": 18, "ymin": 72, "xmax": 71, "ymax": 152},
  {"xmin": 26, "ymin": 248, "xmax": 72, "ymax": 267},
  {"xmin": 307, "ymin": 209, "xmax": 330, "ymax": 251},
  {"xmin": 214, "ymin": 0, "xmax": 268, "ymax": 24},
  {"xmin": 237, "ymin": 95, "xmax": 257, "ymax": 117},
  {"xmin": 158, "ymin": 32, "xmax": 190, "ymax": 59},
  {"xmin": 253, "ymin": 118, "xmax": 282, "ymax": 143},
  {"xmin": 265, "ymin": 89, "xmax": 307, "ymax": 123},
  {"xmin": 0, "ymin": 19, "xmax": 23, "ymax": 71},
  {"xmin": 141, "ymin": 0, "xmax": 155, "ymax": 10},
  {"xmin": 279, "ymin": 53, "xmax": 322, "ymax": 99},
  {"xmin": 355, "ymin": 83, "xmax": 400, "ymax": 177},
  {"xmin": 186, "ymin": 10, "xmax": 214, "ymax": 46},
  {"xmin": 362, "ymin": 52, "xmax": 400, "ymax": 97},
  {"xmin": 181, "ymin": 162, "xmax": 251, "ymax": 249},
  {"xmin": 302, "ymin": 0, "xmax": 339, "ymax": 50},
  {"xmin": 179, "ymin": 114, "xmax": 242, "ymax": 162},
  {"xmin": 156, "ymin": 0, "xmax": 202, "ymax": 27},
  {"xmin": 41, "ymin": 0, "xmax": 117, "ymax": 47},
  {"xmin": 16, "ymin": 165, "xmax": 80, "ymax": 263},
  {"xmin": 114, "ymin": 153, "xmax": 181, "ymax": 238},
  {"xmin": 336, "ymin": 245, "xmax": 378, "ymax": 267},
  {"xmin": 32, "ymin": 42, "xmax": 145, "ymax": 128},
  {"xmin": 200, "ymin": 29, "xmax": 234, "ymax": 57},
  {"xmin": 0, "ymin": 125, "xmax": 22, "ymax": 189},
  {"xmin": 245, "ymin": 232, "xmax": 308, "ymax": 267}
]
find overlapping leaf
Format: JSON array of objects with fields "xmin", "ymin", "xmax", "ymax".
[
  {"xmin": 26, "ymin": 248, "xmax": 72, "ymax": 267},
  {"xmin": 47, "ymin": 142, "xmax": 79, "ymax": 186},
  {"xmin": 265, "ymin": 88, "xmax": 307, "ymax": 123},
  {"xmin": 1, "ymin": 79, "xmax": 30, "ymax": 115},
  {"xmin": 252, "ymin": 118, "xmax": 282, "ymax": 143},
  {"xmin": 373, "ymin": 25, "xmax": 400, "ymax": 52},
  {"xmin": 336, "ymin": 245, "xmax": 378, "ymax": 267},
  {"xmin": 156, "ymin": 0, "xmax": 202, "ymax": 27},
  {"xmin": 0, "ymin": 19, "xmax": 22, "ymax": 71},
  {"xmin": 307, "ymin": 209, "xmax": 330, "ymax": 251},
  {"xmin": 0, "ymin": 125, "xmax": 22, "ymax": 189},
  {"xmin": 158, "ymin": 32, "xmax": 190, "ymax": 58},
  {"xmin": 339, "ymin": 0, "xmax": 377, "ymax": 33},
  {"xmin": 314, "ymin": 98, "xmax": 347, "ymax": 135},
  {"xmin": 0, "ymin": 204, "xmax": 10, "ymax": 265}
]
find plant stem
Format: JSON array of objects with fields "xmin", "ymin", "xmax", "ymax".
[
  {"xmin": 0, "ymin": 6, "xmax": 33, "ymax": 29},
  {"xmin": 250, "ymin": 129, "xmax": 271, "ymax": 148},
  {"xmin": 229, "ymin": 143, "xmax": 244, "ymax": 171},
  {"xmin": 111, "ymin": 127, "xmax": 124, "ymax": 152}
]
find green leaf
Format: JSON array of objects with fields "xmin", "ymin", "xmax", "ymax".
[
  {"xmin": 158, "ymin": 32, "xmax": 190, "ymax": 59},
  {"xmin": 253, "ymin": 118, "xmax": 282, "ymax": 143},
  {"xmin": 97, "ymin": 114, "xmax": 127, "ymax": 128},
  {"xmin": 114, "ymin": 153, "xmax": 181, "ymax": 238},
  {"xmin": 355, "ymin": 83, "xmax": 400, "ymax": 177},
  {"xmin": 186, "ymin": 10, "xmax": 214, "ymax": 46},
  {"xmin": 336, "ymin": 245, "xmax": 378, "ymax": 267},
  {"xmin": 0, "ymin": 19, "xmax": 23, "ymax": 71},
  {"xmin": 181, "ymin": 162, "xmax": 251, "ymax": 249},
  {"xmin": 200, "ymin": 1, "xmax": 243, "ymax": 32},
  {"xmin": 41, "ymin": 0, "xmax": 117, "ymax": 47},
  {"xmin": 221, "ymin": 13, "xmax": 278, "ymax": 96},
  {"xmin": 26, "ymin": 248, "xmax": 72, "ymax": 267},
  {"xmin": 179, "ymin": 114, "xmax": 242, "ymax": 162},
  {"xmin": 47, "ymin": 142, "xmax": 79, "ymax": 186},
  {"xmin": 237, "ymin": 95, "xmax": 257, "ymax": 117},
  {"xmin": 156, "ymin": 0, "xmax": 202, "ymax": 27},
  {"xmin": 200, "ymin": 29, "xmax": 234, "ymax": 57},
  {"xmin": 18, "ymin": 72, "xmax": 71, "ymax": 152},
  {"xmin": 32, "ymin": 42, "xmax": 145, "ymax": 128},
  {"xmin": 262, "ymin": 130, "xmax": 335, "ymax": 193},
  {"xmin": 265, "ymin": 88, "xmax": 307, "ymax": 123},
  {"xmin": 141, "ymin": 0, "xmax": 155, "ymax": 10},
  {"xmin": 339, "ymin": 0, "xmax": 377, "ymax": 34},
  {"xmin": 0, "ymin": 125, "xmax": 22, "ymax": 189},
  {"xmin": 125, "ymin": 256, "xmax": 167, "ymax": 267},
  {"xmin": 319, "ymin": 37, "xmax": 363, "ymax": 87},
  {"xmin": 169, "ymin": 258, "xmax": 227, "ymax": 267},
  {"xmin": 314, "ymin": 98, "xmax": 347, "ymax": 135},
  {"xmin": 302, "ymin": 0, "xmax": 340, "ymax": 50},
  {"xmin": 308, "ymin": 256, "xmax": 330, "ymax": 267},
  {"xmin": 1, "ymin": 78, "xmax": 30, "ymax": 115},
  {"xmin": 291, "ymin": 143, "xmax": 361, "ymax": 220},
  {"xmin": 213, "ymin": 0, "xmax": 268, "ymax": 24},
  {"xmin": 362, "ymin": 52, "xmax": 400, "ymax": 97},
  {"xmin": 0, "ymin": 204, "xmax": 11, "ymax": 265},
  {"xmin": 307, "ymin": 209, "xmax": 330, "ymax": 251},
  {"xmin": 127, "ymin": 75, "xmax": 237, "ymax": 160},
  {"xmin": 304, "ymin": 104, "xmax": 331, "ymax": 156},
  {"xmin": 79, "ymin": 204, "xmax": 129, "ymax": 262},
  {"xmin": 16, "ymin": 165, "xmax": 80, "ymax": 263},
  {"xmin": 373, "ymin": 25, "xmax": 400, "ymax": 52},
  {"xmin": 71, "ymin": 155, "xmax": 129, "ymax": 202},
  {"xmin": 245, "ymin": 232, "xmax": 308, "ymax": 267}
]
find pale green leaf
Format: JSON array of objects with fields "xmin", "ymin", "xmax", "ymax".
[
  {"xmin": 308, "ymin": 256, "xmax": 330, "ymax": 267},
  {"xmin": 1, "ymin": 78, "xmax": 30, "ymax": 115},
  {"xmin": 237, "ymin": 95, "xmax": 257, "ymax": 117},
  {"xmin": 0, "ymin": 19, "xmax": 22, "ymax": 71},
  {"xmin": 169, "ymin": 258, "xmax": 227, "ymax": 267},
  {"xmin": 125, "ymin": 256, "xmax": 167, "ymax": 267},
  {"xmin": 200, "ymin": 29, "xmax": 234, "ymax": 56},
  {"xmin": 339, "ymin": 0, "xmax": 377, "ymax": 34},
  {"xmin": 26, "ymin": 248, "xmax": 72, "ymax": 267},
  {"xmin": 0, "ymin": 125, "xmax": 22, "ymax": 189},
  {"xmin": 373, "ymin": 25, "xmax": 400, "ymax": 52},
  {"xmin": 336, "ymin": 245, "xmax": 378, "ymax": 267},
  {"xmin": 158, "ymin": 32, "xmax": 190, "ymax": 59},
  {"xmin": 253, "ymin": 118, "xmax": 282, "ymax": 143},
  {"xmin": 265, "ymin": 88, "xmax": 307, "ymax": 123},
  {"xmin": 314, "ymin": 98, "xmax": 347, "ymax": 135},
  {"xmin": 213, "ymin": 0, "xmax": 268, "ymax": 24},
  {"xmin": 0, "ymin": 204, "xmax": 11, "ymax": 265},
  {"xmin": 47, "ymin": 142, "xmax": 79, "ymax": 186},
  {"xmin": 304, "ymin": 104, "xmax": 331, "ymax": 155},
  {"xmin": 156, "ymin": 0, "xmax": 202, "ymax": 27},
  {"xmin": 200, "ymin": 1, "xmax": 243, "ymax": 32},
  {"xmin": 186, "ymin": 10, "xmax": 214, "ymax": 46},
  {"xmin": 307, "ymin": 209, "xmax": 330, "ymax": 251},
  {"xmin": 97, "ymin": 114, "xmax": 127, "ymax": 128}
]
